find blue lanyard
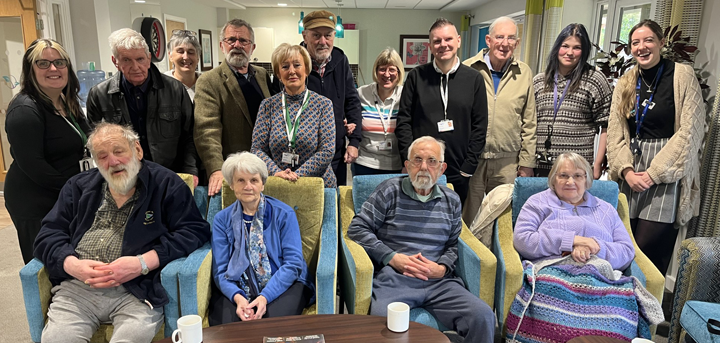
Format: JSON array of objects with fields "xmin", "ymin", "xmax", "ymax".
[{"xmin": 634, "ymin": 64, "xmax": 664, "ymax": 138}]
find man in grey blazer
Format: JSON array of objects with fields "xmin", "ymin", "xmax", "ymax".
[{"xmin": 194, "ymin": 19, "xmax": 279, "ymax": 195}]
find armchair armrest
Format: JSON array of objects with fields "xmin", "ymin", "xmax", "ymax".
[
  {"xmin": 338, "ymin": 186, "xmax": 374, "ymax": 315},
  {"xmin": 456, "ymin": 224, "xmax": 496, "ymax": 308},
  {"xmin": 19, "ymin": 258, "xmax": 51, "ymax": 343},
  {"xmin": 314, "ymin": 188, "xmax": 338, "ymax": 315},
  {"xmin": 160, "ymin": 257, "xmax": 185, "ymax": 337},
  {"xmin": 493, "ymin": 207, "xmax": 524, "ymax": 332},
  {"xmin": 194, "ymin": 186, "xmax": 209, "ymax": 220},
  {"xmin": 179, "ymin": 242, "xmax": 213, "ymax": 328}
]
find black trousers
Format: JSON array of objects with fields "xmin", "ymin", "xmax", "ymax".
[
  {"xmin": 446, "ymin": 173, "xmax": 470, "ymax": 205},
  {"xmin": 208, "ymin": 281, "xmax": 313, "ymax": 326},
  {"xmin": 12, "ymin": 216, "xmax": 43, "ymax": 264}
]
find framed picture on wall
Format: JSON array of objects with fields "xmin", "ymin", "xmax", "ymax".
[
  {"xmin": 199, "ymin": 29, "xmax": 213, "ymax": 71},
  {"xmin": 399, "ymin": 35, "xmax": 431, "ymax": 70}
]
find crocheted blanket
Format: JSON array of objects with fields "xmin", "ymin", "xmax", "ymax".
[{"xmin": 506, "ymin": 256, "xmax": 664, "ymax": 343}]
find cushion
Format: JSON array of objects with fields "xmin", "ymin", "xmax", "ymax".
[
  {"xmin": 352, "ymin": 174, "xmax": 447, "ymax": 214},
  {"xmin": 680, "ymin": 300, "xmax": 720, "ymax": 343}
]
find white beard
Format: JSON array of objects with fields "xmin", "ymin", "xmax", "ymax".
[
  {"xmin": 411, "ymin": 170, "xmax": 436, "ymax": 192},
  {"xmin": 98, "ymin": 158, "xmax": 141, "ymax": 195},
  {"xmin": 226, "ymin": 48, "xmax": 249, "ymax": 69}
]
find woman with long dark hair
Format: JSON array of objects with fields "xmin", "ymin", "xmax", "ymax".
[
  {"xmin": 607, "ymin": 19, "xmax": 705, "ymax": 275},
  {"xmin": 533, "ymin": 23, "xmax": 612, "ymax": 178},
  {"xmin": 4, "ymin": 39, "xmax": 90, "ymax": 264}
]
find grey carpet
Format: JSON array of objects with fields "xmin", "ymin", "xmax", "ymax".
[{"xmin": 0, "ymin": 225, "xmax": 33, "ymax": 343}]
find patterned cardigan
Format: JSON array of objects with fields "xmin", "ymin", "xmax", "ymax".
[
  {"xmin": 252, "ymin": 90, "xmax": 337, "ymax": 187},
  {"xmin": 607, "ymin": 62, "xmax": 706, "ymax": 226}
]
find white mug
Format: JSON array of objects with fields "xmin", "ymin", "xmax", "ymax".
[
  {"xmin": 172, "ymin": 314, "xmax": 203, "ymax": 343},
  {"xmin": 631, "ymin": 338, "xmax": 654, "ymax": 343},
  {"xmin": 387, "ymin": 302, "xmax": 410, "ymax": 333}
]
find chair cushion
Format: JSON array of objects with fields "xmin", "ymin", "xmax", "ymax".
[
  {"xmin": 680, "ymin": 300, "xmax": 720, "ymax": 343},
  {"xmin": 511, "ymin": 177, "xmax": 619, "ymax": 227},
  {"xmin": 352, "ymin": 174, "xmax": 447, "ymax": 214}
]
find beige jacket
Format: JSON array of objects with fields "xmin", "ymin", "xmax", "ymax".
[
  {"xmin": 607, "ymin": 62, "xmax": 705, "ymax": 226},
  {"xmin": 463, "ymin": 49, "xmax": 537, "ymax": 167}
]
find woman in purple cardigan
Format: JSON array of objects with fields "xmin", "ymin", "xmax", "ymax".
[{"xmin": 513, "ymin": 152, "xmax": 634, "ymax": 270}]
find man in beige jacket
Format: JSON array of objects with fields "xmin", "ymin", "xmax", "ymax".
[{"xmin": 462, "ymin": 16, "xmax": 536, "ymax": 225}]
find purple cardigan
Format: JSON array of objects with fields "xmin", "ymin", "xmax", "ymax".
[{"xmin": 513, "ymin": 188, "xmax": 634, "ymax": 270}]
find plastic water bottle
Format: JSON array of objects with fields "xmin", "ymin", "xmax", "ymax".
[
  {"xmin": 88, "ymin": 62, "xmax": 105, "ymax": 87},
  {"xmin": 77, "ymin": 62, "xmax": 105, "ymax": 108}
]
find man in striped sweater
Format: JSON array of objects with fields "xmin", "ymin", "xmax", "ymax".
[{"xmin": 348, "ymin": 136, "xmax": 495, "ymax": 343}]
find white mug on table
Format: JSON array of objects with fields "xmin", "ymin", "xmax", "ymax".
[
  {"xmin": 172, "ymin": 314, "xmax": 202, "ymax": 343},
  {"xmin": 387, "ymin": 302, "xmax": 410, "ymax": 333}
]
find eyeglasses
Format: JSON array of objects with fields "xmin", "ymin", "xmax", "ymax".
[
  {"xmin": 377, "ymin": 66, "xmax": 398, "ymax": 75},
  {"xmin": 493, "ymin": 35, "xmax": 518, "ymax": 44},
  {"xmin": 411, "ymin": 157, "xmax": 443, "ymax": 168},
  {"xmin": 172, "ymin": 29, "xmax": 197, "ymax": 37},
  {"xmin": 223, "ymin": 37, "xmax": 253, "ymax": 47},
  {"xmin": 556, "ymin": 173, "xmax": 587, "ymax": 181},
  {"xmin": 35, "ymin": 59, "xmax": 68, "ymax": 69}
]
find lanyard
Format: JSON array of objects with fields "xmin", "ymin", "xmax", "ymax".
[
  {"xmin": 634, "ymin": 64, "xmax": 664, "ymax": 138},
  {"xmin": 440, "ymin": 74, "xmax": 449, "ymax": 120},
  {"xmin": 282, "ymin": 90, "xmax": 310, "ymax": 150},
  {"xmin": 59, "ymin": 102, "xmax": 87, "ymax": 146},
  {"xmin": 545, "ymin": 73, "xmax": 571, "ymax": 151},
  {"xmin": 373, "ymin": 92, "xmax": 396, "ymax": 137}
]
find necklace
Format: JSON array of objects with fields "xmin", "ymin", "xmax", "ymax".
[
  {"xmin": 243, "ymin": 219, "xmax": 253, "ymax": 225},
  {"xmin": 639, "ymin": 69, "xmax": 655, "ymax": 93}
]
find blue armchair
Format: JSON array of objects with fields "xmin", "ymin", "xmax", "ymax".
[{"xmin": 338, "ymin": 174, "xmax": 497, "ymax": 331}]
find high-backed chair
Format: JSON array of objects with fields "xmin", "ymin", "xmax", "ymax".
[
  {"xmin": 177, "ymin": 176, "xmax": 338, "ymax": 327},
  {"xmin": 668, "ymin": 237, "xmax": 720, "ymax": 343},
  {"xmin": 338, "ymin": 174, "xmax": 496, "ymax": 331},
  {"xmin": 492, "ymin": 177, "xmax": 665, "ymax": 336},
  {"xmin": 18, "ymin": 173, "xmax": 201, "ymax": 343}
]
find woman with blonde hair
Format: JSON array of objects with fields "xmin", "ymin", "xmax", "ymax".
[
  {"xmin": 353, "ymin": 48, "xmax": 405, "ymax": 175},
  {"xmin": 5, "ymin": 39, "xmax": 89, "ymax": 263},
  {"xmin": 606, "ymin": 19, "xmax": 705, "ymax": 275}
]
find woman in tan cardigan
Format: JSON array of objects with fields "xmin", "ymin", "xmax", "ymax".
[{"xmin": 607, "ymin": 19, "xmax": 705, "ymax": 275}]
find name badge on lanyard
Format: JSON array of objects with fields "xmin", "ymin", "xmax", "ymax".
[
  {"xmin": 632, "ymin": 63, "xmax": 664, "ymax": 156},
  {"xmin": 282, "ymin": 91, "xmax": 310, "ymax": 167},
  {"xmin": 61, "ymin": 110, "xmax": 93, "ymax": 172},
  {"xmin": 281, "ymin": 152, "xmax": 300, "ymax": 167},
  {"xmin": 374, "ymin": 98, "xmax": 395, "ymax": 151},
  {"xmin": 437, "ymin": 74, "xmax": 454, "ymax": 132}
]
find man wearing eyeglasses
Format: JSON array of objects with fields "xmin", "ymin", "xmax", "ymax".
[
  {"xmin": 194, "ymin": 19, "xmax": 279, "ymax": 196},
  {"xmin": 348, "ymin": 136, "xmax": 495, "ymax": 343},
  {"xmin": 87, "ymin": 28, "xmax": 198, "ymax": 184},
  {"xmin": 301, "ymin": 10, "xmax": 363, "ymax": 186},
  {"xmin": 396, "ymin": 18, "xmax": 488, "ymax": 205},
  {"xmin": 462, "ymin": 16, "xmax": 537, "ymax": 225}
]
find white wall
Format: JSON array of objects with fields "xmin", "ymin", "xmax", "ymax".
[
  {"xmin": 228, "ymin": 8, "xmax": 463, "ymax": 86},
  {"xmin": 470, "ymin": 0, "xmax": 526, "ymax": 26},
  {"xmin": 560, "ymin": 0, "xmax": 594, "ymax": 31},
  {"xmin": 69, "ymin": 0, "xmax": 102, "ymax": 69},
  {"xmin": 697, "ymin": 0, "xmax": 720, "ymax": 107}
]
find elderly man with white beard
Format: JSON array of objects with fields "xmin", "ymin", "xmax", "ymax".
[
  {"xmin": 194, "ymin": 19, "xmax": 279, "ymax": 197},
  {"xmin": 33, "ymin": 123, "xmax": 211, "ymax": 343},
  {"xmin": 347, "ymin": 136, "xmax": 495, "ymax": 343}
]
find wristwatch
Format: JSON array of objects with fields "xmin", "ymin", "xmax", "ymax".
[{"xmin": 137, "ymin": 254, "xmax": 149, "ymax": 275}]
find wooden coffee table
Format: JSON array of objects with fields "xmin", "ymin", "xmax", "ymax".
[{"xmin": 156, "ymin": 314, "xmax": 450, "ymax": 343}]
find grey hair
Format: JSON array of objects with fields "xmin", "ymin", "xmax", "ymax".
[
  {"xmin": 488, "ymin": 16, "xmax": 518, "ymax": 37},
  {"xmin": 221, "ymin": 19, "xmax": 255, "ymax": 43},
  {"xmin": 407, "ymin": 136, "xmax": 446, "ymax": 162},
  {"xmin": 547, "ymin": 152, "xmax": 593, "ymax": 190},
  {"xmin": 87, "ymin": 122, "xmax": 140, "ymax": 157},
  {"xmin": 167, "ymin": 31, "xmax": 201, "ymax": 54},
  {"xmin": 108, "ymin": 28, "xmax": 150, "ymax": 59},
  {"xmin": 221, "ymin": 152, "xmax": 268, "ymax": 185}
]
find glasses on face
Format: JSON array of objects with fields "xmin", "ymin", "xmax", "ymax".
[
  {"xmin": 223, "ymin": 37, "xmax": 253, "ymax": 47},
  {"xmin": 172, "ymin": 29, "xmax": 197, "ymax": 37},
  {"xmin": 556, "ymin": 173, "xmax": 587, "ymax": 181},
  {"xmin": 411, "ymin": 157, "xmax": 442, "ymax": 168},
  {"xmin": 377, "ymin": 66, "xmax": 398, "ymax": 75},
  {"xmin": 493, "ymin": 35, "xmax": 517, "ymax": 44},
  {"xmin": 35, "ymin": 59, "xmax": 68, "ymax": 69}
]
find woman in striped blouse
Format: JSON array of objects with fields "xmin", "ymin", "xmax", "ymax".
[{"xmin": 353, "ymin": 48, "xmax": 405, "ymax": 175}]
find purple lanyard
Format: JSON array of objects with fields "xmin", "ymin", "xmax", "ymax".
[
  {"xmin": 634, "ymin": 64, "xmax": 664, "ymax": 138},
  {"xmin": 547, "ymin": 73, "xmax": 571, "ymax": 142}
]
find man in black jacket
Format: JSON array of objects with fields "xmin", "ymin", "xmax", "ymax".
[
  {"xmin": 87, "ymin": 28, "xmax": 198, "ymax": 185},
  {"xmin": 395, "ymin": 18, "xmax": 488, "ymax": 204},
  {"xmin": 301, "ymin": 10, "xmax": 362, "ymax": 185}
]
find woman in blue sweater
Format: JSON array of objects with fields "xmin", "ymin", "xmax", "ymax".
[{"xmin": 209, "ymin": 152, "xmax": 313, "ymax": 325}]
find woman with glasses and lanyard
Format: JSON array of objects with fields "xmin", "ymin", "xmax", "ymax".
[
  {"xmin": 607, "ymin": 19, "xmax": 705, "ymax": 276},
  {"xmin": 165, "ymin": 29, "xmax": 202, "ymax": 102},
  {"xmin": 533, "ymin": 23, "xmax": 612, "ymax": 178},
  {"xmin": 5, "ymin": 39, "xmax": 90, "ymax": 264},
  {"xmin": 251, "ymin": 43, "xmax": 336, "ymax": 187},
  {"xmin": 353, "ymin": 48, "xmax": 405, "ymax": 176}
]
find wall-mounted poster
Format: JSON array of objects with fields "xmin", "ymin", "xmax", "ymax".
[
  {"xmin": 399, "ymin": 35, "xmax": 431, "ymax": 70},
  {"xmin": 199, "ymin": 29, "xmax": 213, "ymax": 71}
]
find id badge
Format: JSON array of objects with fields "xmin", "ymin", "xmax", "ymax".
[
  {"xmin": 281, "ymin": 152, "xmax": 299, "ymax": 166},
  {"xmin": 437, "ymin": 119, "xmax": 454, "ymax": 132},
  {"xmin": 630, "ymin": 138, "xmax": 642, "ymax": 156},
  {"xmin": 79, "ymin": 157, "xmax": 96, "ymax": 172},
  {"xmin": 378, "ymin": 140, "xmax": 392, "ymax": 151}
]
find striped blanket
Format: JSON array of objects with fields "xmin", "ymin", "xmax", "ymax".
[{"xmin": 506, "ymin": 256, "xmax": 664, "ymax": 343}]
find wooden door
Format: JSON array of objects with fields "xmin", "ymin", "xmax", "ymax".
[{"xmin": 0, "ymin": 0, "xmax": 38, "ymax": 182}]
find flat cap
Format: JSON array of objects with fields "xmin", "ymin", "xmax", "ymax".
[{"xmin": 303, "ymin": 10, "xmax": 336, "ymax": 31}]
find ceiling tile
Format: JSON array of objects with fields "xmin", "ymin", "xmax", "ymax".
[
  {"xmin": 414, "ymin": 0, "xmax": 453, "ymax": 10},
  {"xmin": 355, "ymin": 0, "xmax": 387, "ymax": 8},
  {"xmin": 385, "ymin": 0, "xmax": 421, "ymax": 9}
]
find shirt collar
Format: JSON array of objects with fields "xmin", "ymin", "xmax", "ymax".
[
  {"xmin": 121, "ymin": 72, "xmax": 151, "ymax": 93},
  {"xmin": 371, "ymin": 84, "xmax": 401, "ymax": 103},
  {"xmin": 545, "ymin": 188, "xmax": 599, "ymax": 209},
  {"xmin": 228, "ymin": 63, "xmax": 254, "ymax": 79},
  {"xmin": 433, "ymin": 56, "xmax": 461, "ymax": 75},
  {"xmin": 401, "ymin": 177, "xmax": 443, "ymax": 203},
  {"xmin": 483, "ymin": 53, "xmax": 512, "ymax": 73}
]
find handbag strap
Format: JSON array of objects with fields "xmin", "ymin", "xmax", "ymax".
[{"xmin": 709, "ymin": 318, "xmax": 720, "ymax": 335}]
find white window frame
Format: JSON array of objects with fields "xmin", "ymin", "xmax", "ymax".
[
  {"xmin": 40, "ymin": 0, "xmax": 76, "ymax": 67},
  {"xmin": 591, "ymin": 0, "xmax": 656, "ymax": 53}
]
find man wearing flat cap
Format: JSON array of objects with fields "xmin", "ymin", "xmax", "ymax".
[{"xmin": 301, "ymin": 10, "xmax": 362, "ymax": 186}]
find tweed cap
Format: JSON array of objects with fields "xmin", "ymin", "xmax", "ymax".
[{"xmin": 303, "ymin": 10, "xmax": 337, "ymax": 30}]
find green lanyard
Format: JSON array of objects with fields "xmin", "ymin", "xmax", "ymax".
[
  {"xmin": 282, "ymin": 91, "xmax": 310, "ymax": 151},
  {"xmin": 61, "ymin": 101, "xmax": 87, "ymax": 146}
]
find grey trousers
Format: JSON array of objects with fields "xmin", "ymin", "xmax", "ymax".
[
  {"xmin": 42, "ymin": 279, "xmax": 163, "ymax": 343},
  {"xmin": 370, "ymin": 266, "xmax": 495, "ymax": 343}
]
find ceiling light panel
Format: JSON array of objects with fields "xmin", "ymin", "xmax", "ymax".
[{"xmin": 414, "ymin": 0, "xmax": 453, "ymax": 9}]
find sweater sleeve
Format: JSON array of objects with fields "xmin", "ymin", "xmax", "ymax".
[
  {"xmin": 592, "ymin": 71, "xmax": 613, "ymax": 129},
  {"xmin": 518, "ymin": 69, "xmax": 537, "ymax": 168},
  {"xmin": 513, "ymin": 193, "xmax": 575, "ymax": 259},
  {"xmin": 646, "ymin": 64, "xmax": 706, "ymax": 184},
  {"xmin": 606, "ymin": 75, "xmax": 635, "ymax": 179},
  {"xmin": 211, "ymin": 209, "xmax": 246, "ymax": 302},
  {"xmin": 193, "ymin": 74, "xmax": 225, "ymax": 174},
  {"xmin": 347, "ymin": 187, "xmax": 395, "ymax": 265},
  {"xmin": 436, "ymin": 195, "xmax": 461, "ymax": 273},
  {"xmin": 33, "ymin": 179, "xmax": 78, "ymax": 281},
  {"xmin": 395, "ymin": 69, "xmax": 418, "ymax": 162},
  {"xmin": 177, "ymin": 86, "xmax": 199, "ymax": 175},
  {"xmin": 343, "ymin": 59, "xmax": 363, "ymax": 148},
  {"xmin": 251, "ymin": 99, "xmax": 282, "ymax": 175},
  {"xmin": 259, "ymin": 205, "xmax": 306, "ymax": 303},
  {"xmin": 460, "ymin": 71, "xmax": 489, "ymax": 174},
  {"xmin": 589, "ymin": 204, "xmax": 635, "ymax": 270},
  {"xmin": 295, "ymin": 96, "xmax": 336, "ymax": 177}
]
